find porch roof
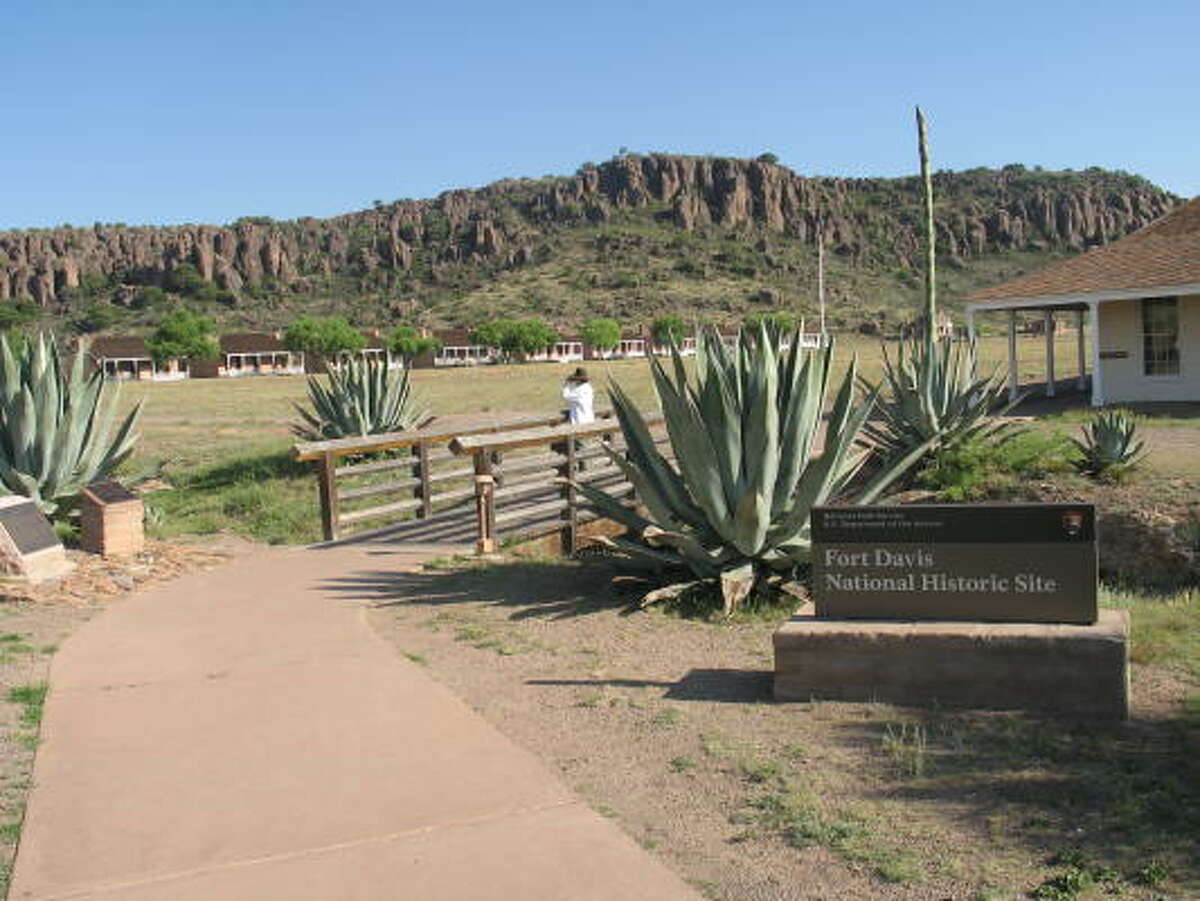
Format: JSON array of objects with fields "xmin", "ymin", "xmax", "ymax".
[{"xmin": 966, "ymin": 196, "xmax": 1200, "ymax": 314}]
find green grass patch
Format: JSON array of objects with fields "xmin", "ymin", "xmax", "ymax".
[
  {"xmin": 7, "ymin": 683, "xmax": 48, "ymax": 729},
  {"xmin": 146, "ymin": 447, "xmax": 322, "ymax": 545},
  {"xmin": 1103, "ymin": 586, "xmax": 1200, "ymax": 678}
]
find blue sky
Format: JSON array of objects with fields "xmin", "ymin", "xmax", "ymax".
[{"xmin": 3, "ymin": 0, "xmax": 1197, "ymax": 229}]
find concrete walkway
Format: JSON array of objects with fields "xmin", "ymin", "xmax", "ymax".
[{"xmin": 10, "ymin": 541, "xmax": 699, "ymax": 900}]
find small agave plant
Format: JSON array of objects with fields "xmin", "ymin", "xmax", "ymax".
[
  {"xmin": 862, "ymin": 337, "xmax": 1019, "ymax": 463},
  {"xmin": 1071, "ymin": 410, "xmax": 1146, "ymax": 478},
  {"xmin": 293, "ymin": 356, "xmax": 428, "ymax": 440},
  {"xmin": 0, "ymin": 333, "xmax": 141, "ymax": 514},
  {"xmin": 577, "ymin": 326, "xmax": 932, "ymax": 615}
]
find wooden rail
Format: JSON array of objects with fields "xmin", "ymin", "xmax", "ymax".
[
  {"xmin": 292, "ymin": 412, "xmax": 613, "ymax": 541},
  {"xmin": 449, "ymin": 414, "xmax": 668, "ymax": 555}
]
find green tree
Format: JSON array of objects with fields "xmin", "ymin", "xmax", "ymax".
[
  {"xmin": 470, "ymin": 318, "xmax": 558, "ymax": 361},
  {"xmin": 146, "ymin": 308, "xmax": 219, "ymax": 364},
  {"xmin": 509, "ymin": 319, "xmax": 558, "ymax": 356},
  {"xmin": 651, "ymin": 315, "xmax": 686, "ymax": 347},
  {"xmin": 387, "ymin": 325, "xmax": 441, "ymax": 359},
  {"xmin": 581, "ymin": 317, "xmax": 621, "ymax": 352},
  {"xmin": 756, "ymin": 152, "xmax": 779, "ymax": 165},
  {"xmin": 469, "ymin": 319, "xmax": 516, "ymax": 350},
  {"xmin": 284, "ymin": 315, "xmax": 366, "ymax": 357},
  {"xmin": 743, "ymin": 312, "xmax": 797, "ymax": 333}
]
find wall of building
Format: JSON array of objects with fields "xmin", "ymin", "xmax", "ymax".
[{"xmin": 1099, "ymin": 294, "xmax": 1199, "ymax": 402}]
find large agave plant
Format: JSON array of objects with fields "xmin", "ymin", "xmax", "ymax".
[
  {"xmin": 293, "ymin": 356, "xmax": 427, "ymax": 440},
  {"xmin": 578, "ymin": 326, "xmax": 931, "ymax": 614},
  {"xmin": 0, "ymin": 334, "xmax": 141, "ymax": 514},
  {"xmin": 1071, "ymin": 410, "xmax": 1146, "ymax": 478},
  {"xmin": 862, "ymin": 338, "xmax": 1018, "ymax": 463}
]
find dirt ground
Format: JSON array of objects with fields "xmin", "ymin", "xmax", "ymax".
[
  {"xmin": 0, "ymin": 537, "xmax": 253, "ymax": 892},
  {"xmin": 364, "ymin": 556, "xmax": 1198, "ymax": 901}
]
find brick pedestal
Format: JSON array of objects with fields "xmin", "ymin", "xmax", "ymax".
[
  {"xmin": 80, "ymin": 482, "xmax": 144, "ymax": 558},
  {"xmin": 774, "ymin": 602, "xmax": 1129, "ymax": 719}
]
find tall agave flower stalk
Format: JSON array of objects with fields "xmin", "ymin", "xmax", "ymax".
[
  {"xmin": 292, "ymin": 356, "xmax": 428, "ymax": 440},
  {"xmin": 577, "ymin": 326, "xmax": 932, "ymax": 615},
  {"xmin": 863, "ymin": 108, "xmax": 1018, "ymax": 465},
  {"xmin": 0, "ymin": 334, "xmax": 141, "ymax": 514}
]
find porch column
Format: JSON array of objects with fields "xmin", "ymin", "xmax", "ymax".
[
  {"xmin": 1044, "ymin": 309, "xmax": 1056, "ymax": 397},
  {"xmin": 1076, "ymin": 309, "xmax": 1087, "ymax": 390},
  {"xmin": 1088, "ymin": 301, "xmax": 1104, "ymax": 406},
  {"xmin": 1007, "ymin": 310, "xmax": 1018, "ymax": 402}
]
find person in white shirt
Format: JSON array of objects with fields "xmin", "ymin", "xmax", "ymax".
[{"xmin": 562, "ymin": 367, "xmax": 595, "ymax": 424}]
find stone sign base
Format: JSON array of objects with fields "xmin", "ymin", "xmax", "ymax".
[{"xmin": 774, "ymin": 603, "xmax": 1129, "ymax": 719}]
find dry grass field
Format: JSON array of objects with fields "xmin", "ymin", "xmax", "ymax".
[{"xmin": 119, "ymin": 333, "xmax": 1091, "ymax": 543}]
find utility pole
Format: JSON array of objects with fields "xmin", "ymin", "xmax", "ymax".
[{"xmin": 817, "ymin": 221, "xmax": 827, "ymax": 341}]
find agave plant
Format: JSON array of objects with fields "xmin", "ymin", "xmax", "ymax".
[
  {"xmin": 577, "ymin": 326, "xmax": 932, "ymax": 615},
  {"xmin": 293, "ymin": 356, "xmax": 428, "ymax": 440},
  {"xmin": 0, "ymin": 333, "xmax": 141, "ymax": 514},
  {"xmin": 861, "ymin": 337, "xmax": 1019, "ymax": 463},
  {"xmin": 1071, "ymin": 410, "xmax": 1146, "ymax": 478}
]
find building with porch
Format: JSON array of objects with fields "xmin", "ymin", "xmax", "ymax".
[
  {"xmin": 966, "ymin": 196, "xmax": 1200, "ymax": 405},
  {"xmin": 211, "ymin": 333, "xmax": 305, "ymax": 377},
  {"xmin": 85, "ymin": 337, "xmax": 187, "ymax": 381}
]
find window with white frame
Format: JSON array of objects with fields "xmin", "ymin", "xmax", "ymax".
[{"xmin": 1142, "ymin": 297, "xmax": 1180, "ymax": 376}]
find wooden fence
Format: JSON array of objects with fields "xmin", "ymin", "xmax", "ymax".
[
  {"xmin": 292, "ymin": 413, "xmax": 610, "ymax": 541},
  {"xmin": 448, "ymin": 414, "xmax": 668, "ymax": 554},
  {"xmin": 293, "ymin": 411, "xmax": 669, "ymax": 550}
]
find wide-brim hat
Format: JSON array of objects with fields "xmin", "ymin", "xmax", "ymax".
[{"xmin": 571, "ymin": 366, "xmax": 589, "ymax": 382}]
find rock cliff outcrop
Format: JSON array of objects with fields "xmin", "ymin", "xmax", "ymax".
[{"xmin": 0, "ymin": 155, "xmax": 1178, "ymax": 306}]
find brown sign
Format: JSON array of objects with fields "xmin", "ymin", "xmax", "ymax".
[{"xmin": 812, "ymin": 504, "xmax": 1097, "ymax": 624}]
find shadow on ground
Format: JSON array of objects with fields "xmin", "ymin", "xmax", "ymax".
[
  {"xmin": 321, "ymin": 558, "xmax": 642, "ymax": 620},
  {"xmin": 525, "ymin": 669, "xmax": 774, "ymax": 703},
  {"xmin": 830, "ymin": 704, "xmax": 1200, "ymax": 892}
]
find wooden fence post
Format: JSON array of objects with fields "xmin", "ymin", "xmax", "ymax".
[
  {"xmin": 317, "ymin": 451, "xmax": 339, "ymax": 541},
  {"xmin": 560, "ymin": 436, "xmax": 578, "ymax": 556},
  {"xmin": 415, "ymin": 441, "xmax": 432, "ymax": 519},
  {"xmin": 473, "ymin": 450, "xmax": 497, "ymax": 554}
]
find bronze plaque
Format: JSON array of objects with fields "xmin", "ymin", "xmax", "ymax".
[
  {"xmin": 812, "ymin": 504, "xmax": 1097, "ymax": 624},
  {"xmin": 0, "ymin": 498, "xmax": 61, "ymax": 556}
]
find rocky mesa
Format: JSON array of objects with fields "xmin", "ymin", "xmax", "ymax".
[{"xmin": 0, "ymin": 155, "xmax": 1180, "ymax": 311}]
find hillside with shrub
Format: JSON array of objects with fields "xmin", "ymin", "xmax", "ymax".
[{"xmin": 0, "ymin": 155, "xmax": 1180, "ymax": 336}]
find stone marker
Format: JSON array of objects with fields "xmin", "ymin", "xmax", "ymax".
[
  {"xmin": 774, "ymin": 602, "xmax": 1129, "ymax": 719},
  {"xmin": 80, "ymin": 481, "xmax": 144, "ymax": 558},
  {"xmin": 774, "ymin": 503, "xmax": 1129, "ymax": 718},
  {"xmin": 812, "ymin": 504, "xmax": 1097, "ymax": 624},
  {"xmin": 0, "ymin": 496, "xmax": 74, "ymax": 584}
]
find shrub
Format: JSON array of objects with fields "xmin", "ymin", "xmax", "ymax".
[
  {"xmin": 1071, "ymin": 410, "xmax": 1146, "ymax": 480},
  {"xmin": 578, "ymin": 326, "xmax": 930, "ymax": 615},
  {"xmin": 916, "ymin": 432, "xmax": 1075, "ymax": 501},
  {"xmin": 293, "ymin": 356, "xmax": 428, "ymax": 440},
  {"xmin": 0, "ymin": 334, "xmax": 141, "ymax": 514}
]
